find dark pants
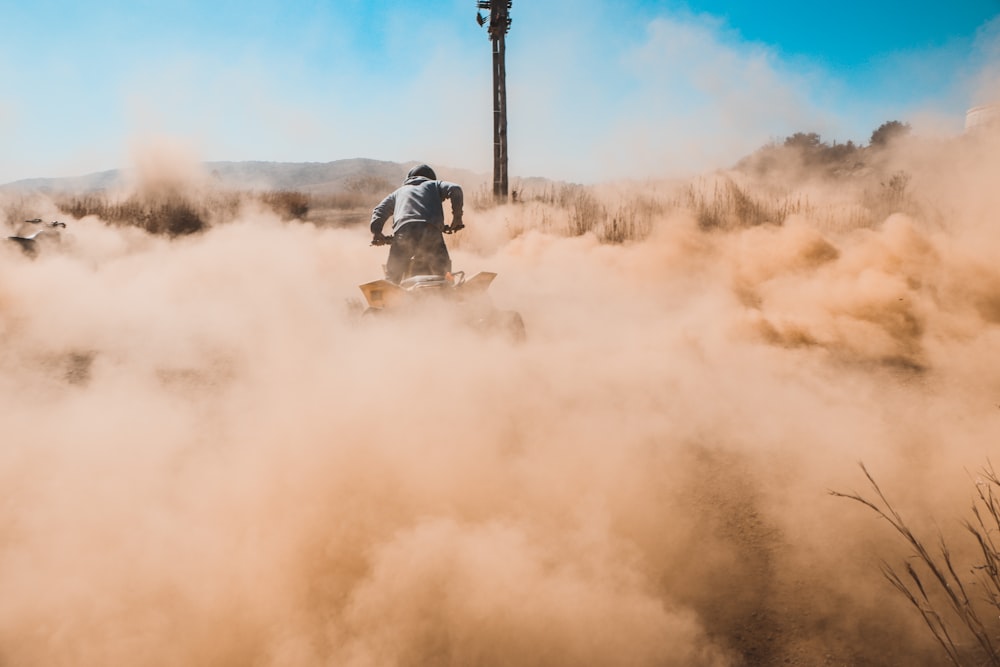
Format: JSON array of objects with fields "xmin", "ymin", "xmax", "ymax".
[{"xmin": 386, "ymin": 223, "xmax": 451, "ymax": 283}]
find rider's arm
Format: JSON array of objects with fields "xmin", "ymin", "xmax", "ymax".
[
  {"xmin": 438, "ymin": 182, "xmax": 464, "ymax": 227},
  {"xmin": 370, "ymin": 192, "xmax": 396, "ymax": 236}
]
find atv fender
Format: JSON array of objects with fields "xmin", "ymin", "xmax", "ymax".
[
  {"xmin": 359, "ymin": 280, "xmax": 407, "ymax": 309},
  {"xmin": 456, "ymin": 272, "xmax": 497, "ymax": 295}
]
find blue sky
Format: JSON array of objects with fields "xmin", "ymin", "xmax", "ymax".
[{"xmin": 1, "ymin": 0, "xmax": 998, "ymax": 184}]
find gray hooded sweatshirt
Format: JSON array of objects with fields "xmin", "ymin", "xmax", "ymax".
[{"xmin": 370, "ymin": 164, "xmax": 464, "ymax": 236}]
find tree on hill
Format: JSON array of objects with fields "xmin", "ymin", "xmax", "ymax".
[
  {"xmin": 783, "ymin": 132, "xmax": 823, "ymax": 150},
  {"xmin": 782, "ymin": 132, "xmax": 860, "ymax": 166},
  {"xmin": 738, "ymin": 119, "xmax": 913, "ymax": 176},
  {"xmin": 869, "ymin": 120, "xmax": 911, "ymax": 148}
]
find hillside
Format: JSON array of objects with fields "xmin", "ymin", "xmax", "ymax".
[{"xmin": 0, "ymin": 158, "xmax": 489, "ymax": 195}]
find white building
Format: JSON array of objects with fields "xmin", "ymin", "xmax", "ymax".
[{"xmin": 965, "ymin": 103, "xmax": 1000, "ymax": 132}]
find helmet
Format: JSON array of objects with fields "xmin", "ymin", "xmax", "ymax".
[{"xmin": 406, "ymin": 164, "xmax": 437, "ymax": 181}]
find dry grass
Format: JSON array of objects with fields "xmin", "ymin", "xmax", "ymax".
[
  {"xmin": 833, "ymin": 463, "xmax": 1000, "ymax": 667},
  {"xmin": 477, "ymin": 181, "xmax": 665, "ymax": 243},
  {"xmin": 679, "ymin": 176, "xmax": 808, "ymax": 231},
  {"xmin": 22, "ymin": 167, "xmax": 921, "ymax": 242},
  {"xmin": 469, "ymin": 153, "xmax": 922, "ymax": 244},
  {"xmin": 258, "ymin": 190, "xmax": 310, "ymax": 220},
  {"xmin": 57, "ymin": 193, "xmax": 213, "ymax": 236},
  {"xmin": 14, "ymin": 135, "xmax": 924, "ymax": 243},
  {"xmin": 52, "ymin": 188, "xmax": 371, "ymax": 235}
]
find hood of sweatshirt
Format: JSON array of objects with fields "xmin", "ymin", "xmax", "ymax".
[{"xmin": 404, "ymin": 164, "xmax": 437, "ymax": 184}]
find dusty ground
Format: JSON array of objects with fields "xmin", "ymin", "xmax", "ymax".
[{"xmin": 1, "ymin": 135, "xmax": 999, "ymax": 664}]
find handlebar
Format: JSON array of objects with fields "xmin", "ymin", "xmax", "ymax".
[
  {"xmin": 370, "ymin": 224, "xmax": 464, "ymax": 246},
  {"xmin": 24, "ymin": 219, "xmax": 66, "ymax": 228}
]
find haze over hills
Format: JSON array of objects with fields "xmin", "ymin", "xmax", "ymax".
[{"xmin": 0, "ymin": 158, "xmax": 492, "ymax": 195}]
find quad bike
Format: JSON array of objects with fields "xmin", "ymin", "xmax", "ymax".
[
  {"xmin": 359, "ymin": 226, "xmax": 526, "ymax": 342},
  {"xmin": 7, "ymin": 218, "xmax": 67, "ymax": 257}
]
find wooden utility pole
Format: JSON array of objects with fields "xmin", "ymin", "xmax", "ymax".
[{"xmin": 477, "ymin": 1, "xmax": 511, "ymax": 201}]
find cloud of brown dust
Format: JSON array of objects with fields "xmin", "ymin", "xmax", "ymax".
[{"xmin": 1, "ymin": 130, "xmax": 1000, "ymax": 666}]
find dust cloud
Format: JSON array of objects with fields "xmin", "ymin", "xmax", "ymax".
[{"xmin": 1, "ymin": 130, "xmax": 1000, "ymax": 666}]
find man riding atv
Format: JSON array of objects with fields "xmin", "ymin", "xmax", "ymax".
[{"xmin": 369, "ymin": 164, "xmax": 464, "ymax": 284}]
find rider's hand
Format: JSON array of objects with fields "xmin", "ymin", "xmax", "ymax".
[{"xmin": 372, "ymin": 232, "xmax": 387, "ymax": 246}]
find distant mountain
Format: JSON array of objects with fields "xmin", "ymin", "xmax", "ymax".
[
  {"xmin": 0, "ymin": 158, "xmax": 490, "ymax": 195},
  {"xmin": 1, "ymin": 168, "xmax": 125, "ymax": 194},
  {"xmin": 206, "ymin": 158, "xmax": 413, "ymax": 193}
]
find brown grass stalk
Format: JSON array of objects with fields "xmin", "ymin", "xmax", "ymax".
[{"xmin": 832, "ymin": 462, "xmax": 1000, "ymax": 666}]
